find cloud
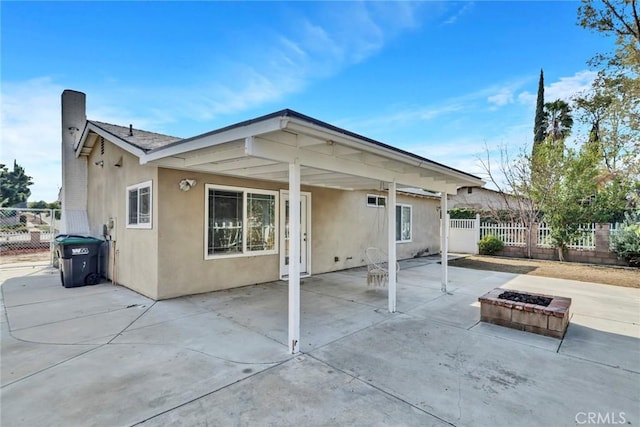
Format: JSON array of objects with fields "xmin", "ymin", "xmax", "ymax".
[
  {"xmin": 487, "ymin": 88, "xmax": 515, "ymax": 107},
  {"xmin": 1, "ymin": 77, "xmax": 64, "ymax": 202},
  {"xmin": 443, "ymin": 2, "xmax": 475, "ymax": 25},
  {"xmin": 517, "ymin": 69, "xmax": 598, "ymax": 107}
]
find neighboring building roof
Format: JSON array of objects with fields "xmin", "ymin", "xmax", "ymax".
[
  {"xmin": 89, "ymin": 121, "xmax": 182, "ymax": 152},
  {"xmin": 398, "ymin": 188, "xmax": 441, "ymax": 199}
]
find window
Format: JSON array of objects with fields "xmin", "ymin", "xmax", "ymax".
[
  {"xmin": 367, "ymin": 194, "xmax": 386, "ymax": 207},
  {"xmin": 206, "ymin": 184, "xmax": 277, "ymax": 258},
  {"xmin": 396, "ymin": 204, "xmax": 412, "ymax": 242},
  {"xmin": 126, "ymin": 181, "xmax": 152, "ymax": 229}
]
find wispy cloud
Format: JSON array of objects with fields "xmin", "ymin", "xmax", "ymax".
[
  {"xmin": 443, "ymin": 2, "xmax": 475, "ymax": 25},
  {"xmin": 517, "ymin": 70, "xmax": 597, "ymax": 106},
  {"xmin": 176, "ymin": 2, "xmax": 426, "ymax": 121}
]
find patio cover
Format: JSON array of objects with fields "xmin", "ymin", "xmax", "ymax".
[{"xmin": 76, "ymin": 109, "xmax": 484, "ymax": 353}]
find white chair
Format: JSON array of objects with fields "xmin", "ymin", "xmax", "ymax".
[{"xmin": 365, "ymin": 247, "xmax": 400, "ymax": 287}]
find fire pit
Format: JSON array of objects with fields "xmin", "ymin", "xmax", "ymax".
[{"xmin": 478, "ymin": 288, "xmax": 571, "ymax": 338}]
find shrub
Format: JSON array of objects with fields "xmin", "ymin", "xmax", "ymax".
[
  {"xmin": 449, "ymin": 208, "xmax": 477, "ymax": 219},
  {"xmin": 478, "ymin": 235, "xmax": 505, "ymax": 255},
  {"xmin": 611, "ymin": 211, "xmax": 640, "ymax": 267}
]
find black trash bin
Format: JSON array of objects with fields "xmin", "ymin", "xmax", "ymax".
[{"xmin": 55, "ymin": 235, "xmax": 103, "ymax": 288}]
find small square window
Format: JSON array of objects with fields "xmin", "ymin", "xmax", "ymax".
[{"xmin": 367, "ymin": 194, "xmax": 386, "ymax": 207}]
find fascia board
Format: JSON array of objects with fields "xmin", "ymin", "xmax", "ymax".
[
  {"xmin": 284, "ymin": 118, "xmax": 484, "ymax": 188},
  {"xmin": 74, "ymin": 122, "xmax": 147, "ymax": 159}
]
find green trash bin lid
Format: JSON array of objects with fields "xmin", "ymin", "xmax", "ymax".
[{"xmin": 55, "ymin": 235, "xmax": 103, "ymax": 245}]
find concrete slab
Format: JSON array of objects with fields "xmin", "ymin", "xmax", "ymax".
[
  {"xmin": 113, "ymin": 311, "xmax": 288, "ymax": 364},
  {"xmin": 0, "ymin": 343, "xmax": 278, "ymax": 426},
  {"xmin": 12, "ymin": 304, "xmax": 150, "ymax": 344},
  {"xmin": 407, "ymin": 292, "xmax": 481, "ymax": 330},
  {"xmin": 1, "ymin": 263, "xmax": 638, "ymax": 426},
  {"xmin": 560, "ymin": 315, "xmax": 640, "ymax": 372},
  {"xmin": 1, "ymin": 331, "xmax": 97, "ymax": 386},
  {"xmin": 6, "ymin": 286, "xmax": 150, "ymax": 331},
  {"xmin": 127, "ymin": 298, "xmax": 209, "ymax": 331},
  {"xmin": 140, "ymin": 356, "xmax": 448, "ymax": 427},
  {"xmin": 469, "ymin": 321, "xmax": 561, "ymax": 353},
  {"xmin": 312, "ymin": 315, "xmax": 639, "ymax": 427}
]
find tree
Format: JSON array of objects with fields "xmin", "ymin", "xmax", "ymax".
[
  {"xmin": 479, "ymin": 145, "xmax": 544, "ymax": 259},
  {"xmin": 533, "ymin": 142, "xmax": 601, "ymax": 261},
  {"xmin": 574, "ymin": 72, "xmax": 640, "ymax": 220},
  {"xmin": 0, "ymin": 160, "xmax": 34, "ymax": 207},
  {"xmin": 578, "ymin": 0, "xmax": 639, "ymax": 70},
  {"xmin": 576, "ymin": 1, "xmax": 640, "ymax": 217},
  {"xmin": 533, "ymin": 69, "xmax": 547, "ymax": 151},
  {"xmin": 544, "ymin": 99, "xmax": 574, "ymax": 145},
  {"xmin": 28, "ymin": 200, "xmax": 48, "ymax": 210}
]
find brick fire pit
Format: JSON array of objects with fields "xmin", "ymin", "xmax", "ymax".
[{"xmin": 479, "ymin": 288, "xmax": 571, "ymax": 338}]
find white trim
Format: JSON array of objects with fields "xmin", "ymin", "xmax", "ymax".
[
  {"xmin": 76, "ymin": 122, "xmax": 147, "ymax": 159},
  {"xmin": 126, "ymin": 180, "xmax": 153, "ymax": 229},
  {"xmin": 279, "ymin": 190, "xmax": 312, "ymax": 279},
  {"xmin": 441, "ymin": 194, "xmax": 449, "ymax": 292},
  {"xmin": 395, "ymin": 203, "xmax": 412, "ymax": 243},
  {"xmin": 366, "ymin": 194, "xmax": 387, "ymax": 208},
  {"xmin": 288, "ymin": 159, "xmax": 301, "ymax": 354},
  {"xmin": 388, "ymin": 180, "xmax": 397, "ymax": 313},
  {"xmin": 204, "ymin": 184, "xmax": 279, "ymax": 260}
]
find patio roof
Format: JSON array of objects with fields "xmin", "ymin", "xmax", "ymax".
[
  {"xmin": 74, "ymin": 107, "xmax": 478, "ymax": 353},
  {"xmin": 76, "ymin": 109, "xmax": 484, "ymax": 195}
]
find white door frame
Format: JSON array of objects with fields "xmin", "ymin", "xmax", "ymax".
[{"xmin": 279, "ymin": 190, "xmax": 312, "ymax": 279}]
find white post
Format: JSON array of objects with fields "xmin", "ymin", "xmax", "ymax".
[
  {"xmin": 388, "ymin": 180, "xmax": 397, "ymax": 313},
  {"xmin": 474, "ymin": 213, "xmax": 481, "ymax": 255},
  {"xmin": 288, "ymin": 159, "xmax": 301, "ymax": 354},
  {"xmin": 440, "ymin": 193, "xmax": 448, "ymax": 293}
]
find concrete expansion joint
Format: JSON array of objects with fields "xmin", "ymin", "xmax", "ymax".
[
  {"xmin": 131, "ymin": 356, "xmax": 293, "ymax": 426},
  {"xmin": 306, "ymin": 353, "xmax": 458, "ymax": 427}
]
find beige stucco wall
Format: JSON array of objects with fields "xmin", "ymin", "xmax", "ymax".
[
  {"xmin": 156, "ymin": 168, "xmax": 442, "ymax": 298},
  {"xmin": 86, "ymin": 140, "xmax": 159, "ymax": 299},
  {"xmin": 156, "ymin": 169, "xmax": 284, "ymax": 299},
  {"xmin": 311, "ymin": 189, "xmax": 441, "ymax": 273}
]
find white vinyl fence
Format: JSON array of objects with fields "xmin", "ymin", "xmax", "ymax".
[
  {"xmin": 448, "ymin": 217, "xmax": 479, "ymax": 254},
  {"xmin": 537, "ymin": 223, "xmax": 596, "ymax": 250},
  {"xmin": 480, "ymin": 222, "xmax": 527, "ymax": 247},
  {"xmin": 448, "ymin": 214, "xmax": 616, "ymax": 254}
]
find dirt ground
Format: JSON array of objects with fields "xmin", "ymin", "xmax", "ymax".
[
  {"xmin": 449, "ymin": 255, "xmax": 640, "ymax": 288},
  {"xmin": 0, "ymin": 250, "xmax": 51, "ymax": 265}
]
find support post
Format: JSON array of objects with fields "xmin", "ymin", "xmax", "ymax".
[
  {"xmin": 441, "ymin": 193, "xmax": 449, "ymax": 293},
  {"xmin": 288, "ymin": 159, "xmax": 301, "ymax": 354},
  {"xmin": 388, "ymin": 180, "xmax": 397, "ymax": 313}
]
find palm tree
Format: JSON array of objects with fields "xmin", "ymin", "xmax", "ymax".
[{"xmin": 544, "ymin": 99, "xmax": 573, "ymax": 146}]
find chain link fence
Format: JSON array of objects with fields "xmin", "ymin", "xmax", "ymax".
[{"xmin": 0, "ymin": 208, "xmax": 61, "ymax": 267}]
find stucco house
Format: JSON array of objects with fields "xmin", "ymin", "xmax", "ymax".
[
  {"xmin": 449, "ymin": 186, "xmax": 522, "ymax": 213},
  {"xmin": 60, "ymin": 89, "xmax": 484, "ymax": 353}
]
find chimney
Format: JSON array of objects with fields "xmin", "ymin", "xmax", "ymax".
[{"xmin": 60, "ymin": 90, "xmax": 90, "ymax": 235}]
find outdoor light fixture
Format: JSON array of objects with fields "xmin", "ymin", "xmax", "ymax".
[
  {"xmin": 94, "ymin": 160, "xmax": 104, "ymax": 167},
  {"xmin": 179, "ymin": 179, "xmax": 196, "ymax": 191}
]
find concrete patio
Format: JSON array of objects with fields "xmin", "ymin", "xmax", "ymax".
[{"xmin": 1, "ymin": 260, "xmax": 638, "ymax": 426}]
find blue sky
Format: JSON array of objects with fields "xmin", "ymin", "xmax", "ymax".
[{"xmin": 1, "ymin": 1, "xmax": 614, "ymax": 202}]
